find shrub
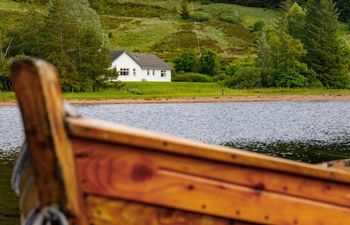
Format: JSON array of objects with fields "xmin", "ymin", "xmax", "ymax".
[
  {"xmin": 213, "ymin": 73, "xmax": 227, "ymax": 82},
  {"xmin": 172, "ymin": 73, "xmax": 213, "ymax": 82},
  {"xmin": 226, "ymin": 67, "xmax": 263, "ymax": 88},
  {"xmin": 225, "ymin": 62, "xmax": 253, "ymax": 77},
  {"xmin": 180, "ymin": 0, "xmax": 191, "ymax": 20},
  {"xmin": 271, "ymin": 70, "xmax": 308, "ymax": 88},
  {"xmin": 190, "ymin": 12, "xmax": 211, "ymax": 22},
  {"xmin": 218, "ymin": 12, "xmax": 242, "ymax": 25},
  {"xmin": 174, "ymin": 51, "xmax": 198, "ymax": 72},
  {"xmin": 252, "ymin": 20, "xmax": 265, "ymax": 32},
  {"xmin": 199, "ymin": 50, "xmax": 221, "ymax": 76}
]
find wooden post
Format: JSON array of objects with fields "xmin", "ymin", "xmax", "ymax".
[{"xmin": 10, "ymin": 59, "xmax": 88, "ymax": 225}]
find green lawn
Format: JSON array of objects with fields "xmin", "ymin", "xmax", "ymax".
[
  {"xmin": 2, "ymin": 82, "xmax": 350, "ymax": 102},
  {"xmin": 0, "ymin": 92, "xmax": 14, "ymax": 101}
]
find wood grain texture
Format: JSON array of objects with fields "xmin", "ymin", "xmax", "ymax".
[
  {"xmin": 73, "ymin": 138, "xmax": 350, "ymax": 225},
  {"xmin": 86, "ymin": 196, "xmax": 256, "ymax": 225},
  {"xmin": 11, "ymin": 59, "xmax": 88, "ymax": 225},
  {"xmin": 67, "ymin": 117, "xmax": 350, "ymax": 184}
]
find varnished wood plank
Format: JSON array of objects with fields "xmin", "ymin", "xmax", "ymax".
[
  {"xmin": 74, "ymin": 139, "xmax": 350, "ymax": 225},
  {"xmin": 10, "ymin": 59, "xmax": 88, "ymax": 225},
  {"xmin": 86, "ymin": 196, "xmax": 255, "ymax": 225},
  {"xmin": 73, "ymin": 139, "xmax": 350, "ymax": 208},
  {"xmin": 67, "ymin": 117, "xmax": 350, "ymax": 185}
]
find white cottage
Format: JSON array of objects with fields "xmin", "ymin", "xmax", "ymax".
[{"xmin": 109, "ymin": 50, "xmax": 172, "ymax": 82}]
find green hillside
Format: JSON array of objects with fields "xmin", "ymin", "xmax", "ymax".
[
  {"xmin": 0, "ymin": 0, "xmax": 348, "ymax": 63},
  {"xmin": 2, "ymin": 0, "xmax": 348, "ymax": 65}
]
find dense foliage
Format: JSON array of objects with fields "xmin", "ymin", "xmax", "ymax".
[
  {"xmin": 302, "ymin": 0, "xmax": 350, "ymax": 88},
  {"xmin": 174, "ymin": 50, "xmax": 221, "ymax": 77},
  {"xmin": 2, "ymin": 0, "xmax": 120, "ymax": 91},
  {"xmin": 172, "ymin": 73, "xmax": 213, "ymax": 82},
  {"xmin": 226, "ymin": 0, "xmax": 350, "ymax": 89},
  {"xmin": 199, "ymin": 50, "xmax": 221, "ymax": 76},
  {"xmin": 174, "ymin": 51, "xmax": 197, "ymax": 72},
  {"xmin": 226, "ymin": 67, "xmax": 263, "ymax": 88}
]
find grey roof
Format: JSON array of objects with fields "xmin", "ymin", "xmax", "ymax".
[
  {"xmin": 109, "ymin": 50, "xmax": 172, "ymax": 70},
  {"xmin": 109, "ymin": 50, "xmax": 125, "ymax": 61}
]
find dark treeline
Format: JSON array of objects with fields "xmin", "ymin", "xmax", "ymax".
[{"xmin": 196, "ymin": 0, "xmax": 350, "ymax": 22}]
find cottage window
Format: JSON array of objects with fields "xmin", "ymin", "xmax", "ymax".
[
  {"xmin": 161, "ymin": 70, "xmax": 166, "ymax": 77},
  {"xmin": 147, "ymin": 70, "xmax": 150, "ymax": 76},
  {"xmin": 120, "ymin": 68, "xmax": 129, "ymax": 76},
  {"xmin": 153, "ymin": 70, "xmax": 155, "ymax": 76},
  {"xmin": 133, "ymin": 68, "xmax": 136, "ymax": 76}
]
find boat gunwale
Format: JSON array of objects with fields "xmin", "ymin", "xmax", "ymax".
[{"xmin": 66, "ymin": 116, "xmax": 350, "ymax": 185}]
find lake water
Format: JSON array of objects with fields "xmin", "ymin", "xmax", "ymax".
[{"xmin": 1, "ymin": 101, "xmax": 350, "ymax": 225}]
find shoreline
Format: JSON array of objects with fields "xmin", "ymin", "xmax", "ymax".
[{"xmin": 1, "ymin": 95, "xmax": 350, "ymax": 106}]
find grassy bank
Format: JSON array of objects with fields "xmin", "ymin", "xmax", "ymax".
[{"xmin": 1, "ymin": 82, "xmax": 350, "ymax": 102}]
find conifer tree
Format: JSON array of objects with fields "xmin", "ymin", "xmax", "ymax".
[
  {"xmin": 303, "ymin": 0, "xmax": 349, "ymax": 88},
  {"xmin": 10, "ymin": 0, "xmax": 118, "ymax": 91},
  {"xmin": 286, "ymin": 2, "xmax": 306, "ymax": 40}
]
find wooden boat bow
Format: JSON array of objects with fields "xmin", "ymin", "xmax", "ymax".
[{"xmin": 10, "ymin": 59, "xmax": 350, "ymax": 225}]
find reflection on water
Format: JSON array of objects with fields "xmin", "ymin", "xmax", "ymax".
[
  {"xmin": 1, "ymin": 101, "xmax": 350, "ymax": 225},
  {"xmin": 225, "ymin": 140, "xmax": 350, "ymax": 163},
  {"xmin": 0, "ymin": 154, "xmax": 19, "ymax": 225}
]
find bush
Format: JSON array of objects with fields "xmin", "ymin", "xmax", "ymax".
[
  {"xmin": 213, "ymin": 73, "xmax": 227, "ymax": 82},
  {"xmin": 174, "ymin": 51, "xmax": 198, "ymax": 72},
  {"xmin": 271, "ymin": 70, "xmax": 308, "ymax": 88},
  {"xmin": 226, "ymin": 67, "xmax": 263, "ymax": 88},
  {"xmin": 225, "ymin": 62, "xmax": 253, "ymax": 77},
  {"xmin": 199, "ymin": 50, "xmax": 221, "ymax": 76},
  {"xmin": 218, "ymin": 12, "xmax": 242, "ymax": 25},
  {"xmin": 180, "ymin": 0, "xmax": 191, "ymax": 20},
  {"xmin": 252, "ymin": 20, "xmax": 265, "ymax": 32},
  {"xmin": 172, "ymin": 73, "xmax": 213, "ymax": 82},
  {"xmin": 190, "ymin": 12, "xmax": 211, "ymax": 22}
]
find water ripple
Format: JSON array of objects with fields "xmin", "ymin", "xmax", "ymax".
[{"xmin": 1, "ymin": 101, "xmax": 350, "ymax": 161}]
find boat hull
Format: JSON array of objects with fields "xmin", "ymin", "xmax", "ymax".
[{"xmin": 10, "ymin": 59, "xmax": 350, "ymax": 225}]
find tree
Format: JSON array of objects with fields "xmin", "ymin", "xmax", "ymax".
[
  {"xmin": 180, "ymin": 0, "xmax": 190, "ymax": 20},
  {"xmin": 199, "ymin": 50, "xmax": 221, "ymax": 76},
  {"xmin": 9, "ymin": 0, "xmax": 119, "ymax": 91},
  {"xmin": 256, "ymin": 33, "xmax": 271, "ymax": 70},
  {"xmin": 263, "ymin": 31, "xmax": 312, "ymax": 87},
  {"xmin": 174, "ymin": 51, "xmax": 197, "ymax": 72},
  {"xmin": 303, "ymin": 0, "xmax": 349, "ymax": 88},
  {"xmin": 286, "ymin": 2, "xmax": 306, "ymax": 40}
]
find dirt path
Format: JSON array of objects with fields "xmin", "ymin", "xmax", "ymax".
[{"xmin": 1, "ymin": 95, "xmax": 350, "ymax": 106}]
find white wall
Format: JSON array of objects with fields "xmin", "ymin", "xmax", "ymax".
[
  {"xmin": 141, "ymin": 69, "xmax": 171, "ymax": 82},
  {"xmin": 110, "ymin": 52, "xmax": 172, "ymax": 82},
  {"xmin": 110, "ymin": 52, "xmax": 143, "ymax": 82}
]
